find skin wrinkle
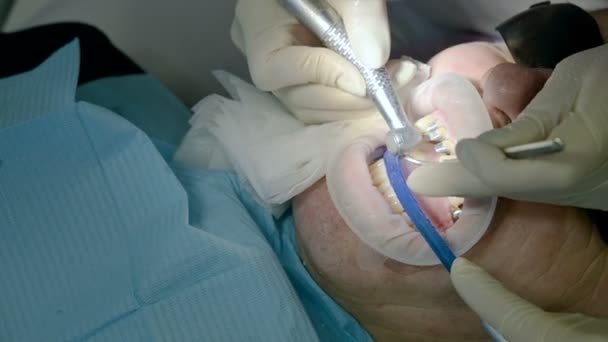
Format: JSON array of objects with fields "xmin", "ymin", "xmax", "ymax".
[
  {"xmin": 293, "ymin": 42, "xmax": 608, "ymax": 341},
  {"xmin": 516, "ymin": 220, "xmax": 560, "ymax": 291},
  {"xmin": 342, "ymin": 296, "xmax": 481, "ymax": 339},
  {"xmin": 586, "ymin": 253, "xmax": 608, "ymax": 316},
  {"xmin": 563, "ymin": 250, "xmax": 605, "ymax": 313},
  {"xmin": 530, "ymin": 211, "xmax": 597, "ymax": 311}
]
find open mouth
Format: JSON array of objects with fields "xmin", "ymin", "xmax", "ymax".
[
  {"xmin": 369, "ymin": 111, "xmax": 470, "ymax": 232},
  {"xmin": 326, "ymin": 74, "xmax": 497, "ymax": 266}
]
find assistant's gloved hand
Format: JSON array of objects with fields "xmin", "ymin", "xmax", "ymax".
[
  {"xmin": 407, "ymin": 44, "xmax": 608, "ymax": 211},
  {"xmin": 231, "ymin": 0, "xmax": 392, "ymax": 123},
  {"xmin": 451, "ymin": 258, "xmax": 608, "ymax": 342}
]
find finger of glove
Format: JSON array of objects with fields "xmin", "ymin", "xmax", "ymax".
[
  {"xmin": 252, "ymin": 45, "xmax": 367, "ymax": 96},
  {"xmin": 275, "ymin": 58, "xmax": 422, "ymax": 123},
  {"xmin": 235, "ymin": 0, "xmax": 367, "ymax": 95},
  {"xmin": 406, "ymin": 160, "xmax": 495, "ymax": 198},
  {"xmin": 329, "ymin": 0, "xmax": 390, "ymax": 68},
  {"xmin": 544, "ymin": 314, "xmax": 608, "ymax": 342},
  {"xmin": 475, "ymin": 115, "xmax": 548, "ymax": 148},
  {"xmin": 450, "ymin": 258, "xmax": 556, "ymax": 342},
  {"xmin": 275, "ymin": 84, "xmax": 374, "ymax": 123},
  {"xmin": 456, "ymin": 137, "xmax": 582, "ymax": 195}
]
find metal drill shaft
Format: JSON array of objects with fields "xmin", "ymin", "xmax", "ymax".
[{"xmin": 279, "ymin": 0, "xmax": 422, "ymax": 155}]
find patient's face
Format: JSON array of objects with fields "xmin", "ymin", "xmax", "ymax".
[{"xmin": 293, "ymin": 43, "xmax": 608, "ymax": 341}]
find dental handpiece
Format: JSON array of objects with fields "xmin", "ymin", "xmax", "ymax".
[{"xmin": 279, "ymin": 0, "xmax": 422, "ymax": 155}]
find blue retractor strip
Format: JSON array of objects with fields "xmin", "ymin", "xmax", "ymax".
[
  {"xmin": 384, "ymin": 151, "xmax": 507, "ymax": 342},
  {"xmin": 383, "ymin": 151, "xmax": 456, "ymax": 271}
]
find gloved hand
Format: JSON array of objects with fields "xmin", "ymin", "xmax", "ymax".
[
  {"xmin": 407, "ymin": 44, "xmax": 608, "ymax": 211},
  {"xmin": 231, "ymin": 0, "xmax": 392, "ymax": 124},
  {"xmin": 451, "ymin": 258, "xmax": 608, "ymax": 342}
]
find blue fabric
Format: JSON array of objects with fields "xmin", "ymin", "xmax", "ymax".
[
  {"xmin": 0, "ymin": 40, "xmax": 318, "ymax": 341},
  {"xmin": 174, "ymin": 166, "xmax": 374, "ymax": 342},
  {"xmin": 0, "ymin": 37, "xmax": 78, "ymax": 128},
  {"xmin": 0, "ymin": 39, "xmax": 372, "ymax": 342},
  {"xmin": 76, "ymin": 74, "xmax": 192, "ymax": 147}
]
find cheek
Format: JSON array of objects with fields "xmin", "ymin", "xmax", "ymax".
[
  {"xmin": 293, "ymin": 181, "xmax": 381, "ymax": 290},
  {"xmin": 293, "ymin": 180, "xmax": 443, "ymax": 297}
]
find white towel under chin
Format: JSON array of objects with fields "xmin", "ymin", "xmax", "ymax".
[{"xmin": 175, "ymin": 60, "xmax": 429, "ymax": 217}]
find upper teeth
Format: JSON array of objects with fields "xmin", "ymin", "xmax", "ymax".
[
  {"xmin": 414, "ymin": 115, "xmax": 456, "ymax": 156},
  {"xmin": 370, "ymin": 114, "xmax": 464, "ymax": 227},
  {"xmin": 414, "ymin": 115, "xmax": 438, "ymax": 131},
  {"xmin": 369, "ymin": 159, "xmax": 415, "ymax": 228},
  {"xmin": 425, "ymin": 125, "xmax": 448, "ymax": 142},
  {"xmin": 434, "ymin": 140, "xmax": 456, "ymax": 155}
]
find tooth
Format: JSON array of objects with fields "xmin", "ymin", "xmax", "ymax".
[
  {"xmin": 378, "ymin": 181, "xmax": 393, "ymax": 194},
  {"xmin": 371, "ymin": 167, "xmax": 384, "ymax": 185},
  {"xmin": 369, "ymin": 159, "xmax": 407, "ymax": 215},
  {"xmin": 449, "ymin": 197, "xmax": 464, "ymax": 208},
  {"xmin": 415, "ymin": 115, "xmax": 438, "ymax": 132},
  {"xmin": 390, "ymin": 199, "xmax": 405, "ymax": 213},
  {"xmin": 434, "ymin": 140, "xmax": 456, "ymax": 155},
  {"xmin": 384, "ymin": 191, "xmax": 398, "ymax": 201},
  {"xmin": 370, "ymin": 160, "xmax": 382, "ymax": 173},
  {"xmin": 452, "ymin": 209, "xmax": 462, "ymax": 221},
  {"xmin": 404, "ymin": 216, "xmax": 416, "ymax": 230},
  {"xmin": 425, "ymin": 125, "xmax": 448, "ymax": 142},
  {"xmin": 387, "ymin": 194, "xmax": 405, "ymax": 212}
]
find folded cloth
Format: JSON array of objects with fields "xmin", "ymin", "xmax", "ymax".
[
  {"xmin": 0, "ymin": 40, "xmax": 322, "ymax": 342},
  {"xmin": 175, "ymin": 61, "xmax": 430, "ymax": 217}
]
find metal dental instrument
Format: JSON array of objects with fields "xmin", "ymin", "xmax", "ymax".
[
  {"xmin": 279, "ymin": 0, "xmax": 423, "ymax": 156},
  {"xmin": 402, "ymin": 138, "xmax": 565, "ymax": 166},
  {"xmin": 503, "ymin": 137, "xmax": 564, "ymax": 159}
]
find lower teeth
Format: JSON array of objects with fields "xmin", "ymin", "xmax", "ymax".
[{"xmin": 369, "ymin": 159, "xmax": 463, "ymax": 228}]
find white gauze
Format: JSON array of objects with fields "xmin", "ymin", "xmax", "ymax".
[{"xmin": 174, "ymin": 59, "xmax": 430, "ymax": 216}]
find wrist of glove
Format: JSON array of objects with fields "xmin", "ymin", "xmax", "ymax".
[
  {"xmin": 408, "ymin": 44, "xmax": 608, "ymax": 211},
  {"xmin": 451, "ymin": 258, "xmax": 608, "ymax": 342}
]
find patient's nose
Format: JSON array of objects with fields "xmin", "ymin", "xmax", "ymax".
[{"xmin": 481, "ymin": 63, "xmax": 552, "ymax": 126}]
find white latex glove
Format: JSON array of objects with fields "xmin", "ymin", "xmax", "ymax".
[
  {"xmin": 231, "ymin": 0, "xmax": 391, "ymax": 123},
  {"xmin": 451, "ymin": 258, "xmax": 608, "ymax": 342},
  {"xmin": 407, "ymin": 44, "xmax": 608, "ymax": 211}
]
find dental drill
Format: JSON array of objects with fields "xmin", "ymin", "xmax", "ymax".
[{"xmin": 279, "ymin": 0, "xmax": 423, "ymax": 156}]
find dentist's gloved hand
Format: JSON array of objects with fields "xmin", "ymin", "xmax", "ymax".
[
  {"xmin": 408, "ymin": 44, "xmax": 608, "ymax": 211},
  {"xmin": 451, "ymin": 258, "xmax": 608, "ymax": 342},
  {"xmin": 231, "ymin": 0, "xmax": 390, "ymax": 123}
]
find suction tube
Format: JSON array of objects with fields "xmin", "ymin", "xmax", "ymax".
[
  {"xmin": 383, "ymin": 151, "xmax": 507, "ymax": 342},
  {"xmin": 382, "ymin": 151, "xmax": 456, "ymax": 270}
]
